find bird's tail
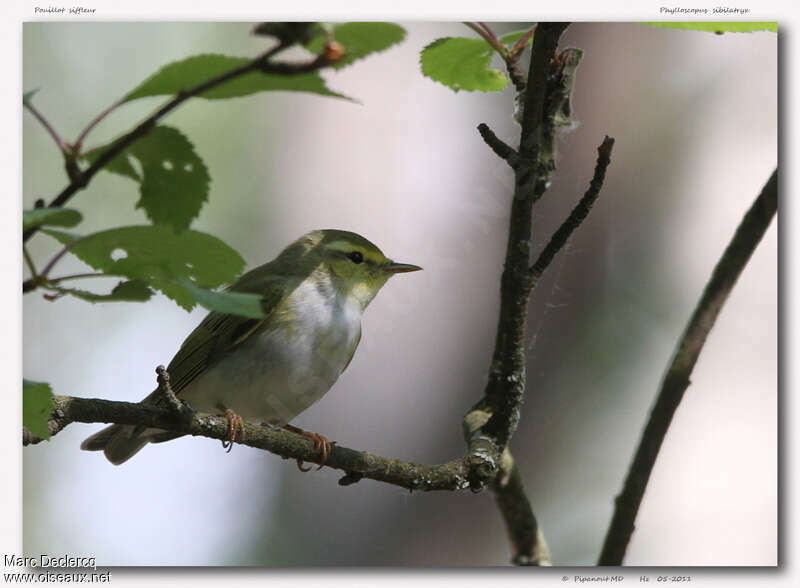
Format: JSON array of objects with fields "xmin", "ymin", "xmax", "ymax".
[
  {"xmin": 80, "ymin": 388, "xmax": 184, "ymax": 465},
  {"xmin": 80, "ymin": 424, "xmax": 151, "ymax": 465}
]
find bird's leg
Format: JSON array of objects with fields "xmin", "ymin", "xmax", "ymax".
[
  {"xmin": 283, "ymin": 424, "xmax": 331, "ymax": 472},
  {"xmin": 217, "ymin": 404, "xmax": 246, "ymax": 452}
]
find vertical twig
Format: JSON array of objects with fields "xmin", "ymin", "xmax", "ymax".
[
  {"xmin": 598, "ymin": 169, "xmax": 778, "ymax": 565},
  {"xmin": 481, "ymin": 22, "xmax": 570, "ymax": 450},
  {"xmin": 494, "ymin": 450, "xmax": 551, "ymax": 565},
  {"xmin": 470, "ymin": 22, "xmax": 580, "ymax": 567}
]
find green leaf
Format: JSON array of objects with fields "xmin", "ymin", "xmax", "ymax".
[
  {"xmin": 82, "ymin": 142, "xmax": 141, "ymax": 182},
  {"xmin": 58, "ymin": 279, "xmax": 154, "ymax": 303},
  {"xmin": 23, "ymin": 89, "xmax": 39, "ymax": 106},
  {"xmin": 127, "ymin": 126, "xmax": 210, "ymax": 233},
  {"xmin": 644, "ymin": 22, "xmax": 777, "ymax": 34},
  {"xmin": 306, "ymin": 22, "xmax": 407, "ymax": 70},
  {"xmin": 23, "ymin": 379, "xmax": 53, "ymax": 440},
  {"xmin": 501, "ymin": 29, "xmax": 534, "ymax": 47},
  {"xmin": 42, "ymin": 226, "xmax": 246, "ymax": 311},
  {"xmin": 178, "ymin": 278, "xmax": 266, "ymax": 318},
  {"xmin": 121, "ymin": 54, "xmax": 346, "ymax": 103},
  {"xmin": 82, "ymin": 126, "xmax": 209, "ymax": 231},
  {"xmin": 420, "ymin": 37, "xmax": 508, "ymax": 93},
  {"xmin": 23, "ymin": 208, "xmax": 82, "ymax": 232}
]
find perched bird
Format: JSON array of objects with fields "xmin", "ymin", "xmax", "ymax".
[{"xmin": 81, "ymin": 229, "xmax": 421, "ymax": 467}]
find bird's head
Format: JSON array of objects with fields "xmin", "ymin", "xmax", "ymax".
[{"xmin": 282, "ymin": 229, "xmax": 422, "ymax": 309}]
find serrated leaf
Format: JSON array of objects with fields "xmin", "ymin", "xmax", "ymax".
[
  {"xmin": 23, "ymin": 89, "xmax": 39, "ymax": 106},
  {"xmin": 59, "ymin": 279, "xmax": 154, "ymax": 303},
  {"xmin": 121, "ymin": 54, "xmax": 346, "ymax": 103},
  {"xmin": 178, "ymin": 278, "xmax": 266, "ymax": 318},
  {"xmin": 149, "ymin": 278, "xmax": 195, "ymax": 311},
  {"xmin": 82, "ymin": 142, "xmax": 141, "ymax": 182},
  {"xmin": 42, "ymin": 226, "xmax": 246, "ymax": 310},
  {"xmin": 306, "ymin": 22, "xmax": 406, "ymax": 70},
  {"xmin": 420, "ymin": 37, "xmax": 508, "ymax": 93},
  {"xmin": 23, "ymin": 379, "xmax": 53, "ymax": 440},
  {"xmin": 127, "ymin": 126, "xmax": 210, "ymax": 233},
  {"xmin": 23, "ymin": 208, "xmax": 82, "ymax": 232},
  {"xmin": 81, "ymin": 126, "xmax": 209, "ymax": 231},
  {"xmin": 644, "ymin": 22, "xmax": 777, "ymax": 34}
]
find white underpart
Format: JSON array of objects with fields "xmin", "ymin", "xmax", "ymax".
[{"xmin": 180, "ymin": 277, "xmax": 363, "ymax": 425}]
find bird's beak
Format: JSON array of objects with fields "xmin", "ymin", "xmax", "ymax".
[{"xmin": 385, "ymin": 261, "xmax": 423, "ymax": 274}]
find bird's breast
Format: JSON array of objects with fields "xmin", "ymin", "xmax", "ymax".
[{"xmin": 180, "ymin": 281, "xmax": 363, "ymax": 425}]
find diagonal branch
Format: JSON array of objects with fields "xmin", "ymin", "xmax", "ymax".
[
  {"xmin": 530, "ymin": 135, "xmax": 615, "ymax": 285},
  {"xmin": 477, "ymin": 123, "xmax": 519, "ymax": 167},
  {"xmin": 22, "ymin": 42, "xmax": 335, "ymax": 244},
  {"xmin": 598, "ymin": 168, "xmax": 778, "ymax": 565}
]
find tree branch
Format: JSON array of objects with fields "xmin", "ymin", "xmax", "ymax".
[
  {"xmin": 477, "ymin": 123, "xmax": 518, "ymax": 167},
  {"xmin": 466, "ymin": 22, "xmax": 572, "ymax": 566},
  {"xmin": 24, "ymin": 394, "xmax": 473, "ymax": 492},
  {"xmin": 481, "ymin": 22, "xmax": 570, "ymax": 452},
  {"xmin": 463, "ymin": 406, "xmax": 550, "ymax": 564},
  {"xmin": 21, "ymin": 41, "xmax": 336, "ymax": 244},
  {"xmin": 530, "ymin": 135, "xmax": 615, "ymax": 285},
  {"xmin": 494, "ymin": 450, "xmax": 551, "ymax": 565},
  {"xmin": 598, "ymin": 168, "xmax": 778, "ymax": 565}
]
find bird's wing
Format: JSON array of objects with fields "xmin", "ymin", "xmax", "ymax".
[{"xmin": 165, "ymin": 275, "xmax": 288, "ymax": 395}]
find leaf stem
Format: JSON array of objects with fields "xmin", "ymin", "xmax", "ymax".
[
  {"xmin": 24, "ymin": 102, "xmax": 68, "ymax": 154},
  {"xmin": 45, "ymin": 272, "xmax": 107, "ymax": 284},
  {"xmin": 23, "ymin": 245, "xmax": 39, "ymax": 279},
  {"xmin": 40, "ymin": 237, "xmax": 85, "ymax": 282},
  {"xmin": 463, "ymin": 22, "xmax": 506, "ymax": 55},
  {"xmin": 510, "ymin": 25, "xmax": 537, "ymax": 57},
  {"xmin": 73, "ymin": 100, "xmax": 122, "ymax": 152}
]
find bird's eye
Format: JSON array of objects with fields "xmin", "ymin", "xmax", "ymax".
[{"xmin": 347, "ymin": 251, "xmax": 364, "ymax": 264}]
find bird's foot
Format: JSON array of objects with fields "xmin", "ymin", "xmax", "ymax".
[
  {"xmin": 221, "ymin": 409, "xmax": 246, "ymax": 452},
  {"xmin": 283, "ymin": 424, "xmax": 331, "ymax": 471}
]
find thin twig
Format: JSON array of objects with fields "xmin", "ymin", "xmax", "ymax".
[
  {"xmin": 530, "ymin": 135, "xmax": 615, "ymax": 285},
  {"xmin": 477, "ymin": 123, "xmax": 519, "ymax": 167},
  {"xmin": 510, "ymin": 25, "xmax": 537, "ymax": 58},
  {"xmin": 24, "ymin": 102, "xmax": 68, "ymax": 153},
  {"xmin": 21, "ymin": 41, "xmax": 336, "ymax": 244},
  {"xmin": 42, "ymin": 272, "xmax": 106, "ymax": 284},
  {"xmin": 463, "ymin": 22, "xmax": 503, "ymax": 53},
  {"xmin": 477, "ymin": 22, "xmax": 504, "ymax": 52},
  {"xmin": 23, "ymin": 245, "xmax": 39, "ymax": 280},
  {"xmin": 73, "ymin": 100, "xmax": 122, "ymax": 151},
  {"xmin": 155, "ymin": 365, "xmax": 191, "ymax": 419},
  {"xmin": 23, "ymin": 236, "xmax": 85, "ymax": 293},
  {"xmin": 598, "ymin": 168, "xmax": 778, "ymax": 565}
]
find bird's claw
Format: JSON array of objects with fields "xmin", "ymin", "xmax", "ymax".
[
  {"xmin": 283, "ymin": 425, "xmax": 330, "ymax": 471},
  {"xmin": 221, "ymin": 409, "xmax": 245, "ymax": 452}
]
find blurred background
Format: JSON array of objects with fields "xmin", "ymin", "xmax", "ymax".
[{"xmin": 22, "ymin": 22, "xmax": 777, "ymax": 566}]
